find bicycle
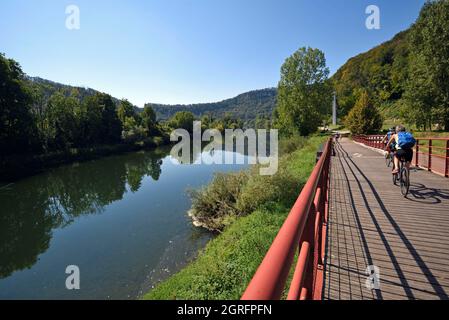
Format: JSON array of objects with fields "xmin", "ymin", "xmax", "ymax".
[
  {"xmin": 392, "ymin": 156, "xmax": 410, "ymax": 197},
  {"xmin": 385, "ymin": 150, "xmax": 394, "ymax": 168}
]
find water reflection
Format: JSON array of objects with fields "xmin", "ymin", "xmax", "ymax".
[
  {"xmin": 0, "ymin": 144, "xmax": 254, "ymax": 299},
  {"xmin": 0, "ymin": 148, "xmax": 169, "ymax": 280}
]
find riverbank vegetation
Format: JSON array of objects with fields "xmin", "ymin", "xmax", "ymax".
[
  {"xmin": 0, "ymin": 52, "xmax": 246, "ymax": 181},
  {"xmin": 145, "ymin": 39, "xmax": 333, "ymax": 299},
  {"xmin": 143, "ymin": 135, "xmax": 327, "ymax": 299},
  {"xmin": 188, "ymin": 136, "xmax": 320, "ymax": 232}
]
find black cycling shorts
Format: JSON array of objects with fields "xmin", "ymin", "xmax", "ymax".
[{"xmin": 396, "ymin": 148, "xmax": 413, "ymax": 162}]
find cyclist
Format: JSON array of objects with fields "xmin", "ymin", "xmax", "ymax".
[
  {"xmin": 386, "ymin": 125, "xmax": 415, "ymax": 174},
  {"xmin": 382, "ymin": 127, "xmax": 396, "ymax": 149},
  {"xmin": 382, "ymin": 127, "xmax": 396, "ymax": 160}
]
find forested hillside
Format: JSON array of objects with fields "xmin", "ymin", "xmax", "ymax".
[
  {"xmin": 151, "ymin": 88, "xmax": 277, "ymax": 127},
  {"xmin": 28, "ymin": 78, "xmax": 277, "ymax": 127},
  {"xmin": 29, "ymin": 77, "xmax": 118, "ymax": 104},
  {"xmin": 331, "ymin": 30, "xmax": 410, "ymax": 118},
  {"xmin": 333, "ymin": 0, "xmax": 449, "ymax": 131}
]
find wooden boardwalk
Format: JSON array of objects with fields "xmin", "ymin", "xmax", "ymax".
[{"xmin": 323, "ymin": 138, "xmax": 449, "ymax": 300}]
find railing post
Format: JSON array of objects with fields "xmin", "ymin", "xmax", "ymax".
[
  {"xmin": 446, "ymin": 140, "xmax": 449, "ymax": 178},
  {"xmin": 415, "ymin": 139, "xmax": 419, "ymax": 168},
  {"xmin": 428, "ymin": 139, "xmax": 433, "ymax": 172}
]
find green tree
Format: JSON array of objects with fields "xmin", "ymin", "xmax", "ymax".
[
  {"xmin": 80, "ymin": 93, "xmax": 122, "ymax": 145},
  {"xmin": 345, "ymin": 90, "xmax": 383, "ymax": 134},
  {"xmin": 100, "ymin": 94, "xmax": 122, "ymax": 143},
  {"xmin": 274, "ymin": 47, "xmax": 331, "ymax": 136},
  {"xmin": 405, "ymin": 0, "xmax": 449, "ymax": 130},
  {"xmin": 44, "ymin": 93, "xmax": 79, "ymax": 150},
  {"xmin": 0, "ymin": 54, "xmax": 37, "ymax": 154},
  {"xmin": 200, "ymin": 113, "xmax": 213, "ymax": 131},
  {"xmin": 331, "ymin": 31, "xmax": 410, "ymax": 117},
  {"xmin": 168, "ymin": 111, "xmax": 195, "ymax": 132},
  {"xmin": 79, "ymin": 95, "xmax": 103, "ymax": 146},
  {"xmin": 117, "ymin": 99, "xmax": 138, "ymax": 131},
  {"xmin": 141, "ymin": 104, "xmax": 157, "ymax": 134}
]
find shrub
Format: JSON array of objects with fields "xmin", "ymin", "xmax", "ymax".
[
  {"xmin": 188, "ymin": 172, "xmax": 249, "ymax": 231},
  {"xmin": 278, "ymin": 135, "xmax": 307, "ymax": 156},
  {"xmin": 236, "ymin": 164, "xmax": 300, "ymax": 215},
  {"xmin": 345, "ymin": 90, "xmax": 383, "ymax": 134},
  {"xmin": 187, "ymin": 136, "xmax": 325, "ymax": 232}
]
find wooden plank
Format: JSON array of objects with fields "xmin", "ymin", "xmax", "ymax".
[{"xmin": 323, "ymin": 138, "xmax": 449, "ymax": 300}]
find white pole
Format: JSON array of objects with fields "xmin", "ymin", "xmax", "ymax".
[{"xmin": 332, "ymin": 92, "xmax": 337, "ymax": 126}]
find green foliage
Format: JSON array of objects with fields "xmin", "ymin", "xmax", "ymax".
[
  {"xmin": 117, "ymin": 99, "xmax": 139, "ymax": 131},
  {"xmin": 143, "ymin": 208, "xmax": 288, "ymax": 300},
  {"xmin": 0, "ymin": 53, "xmax": 37, "ymax": 154},
  {"xmin": 278, "ymin": 134, "xmax": 307, "ymax": 156},
  {"xmin": 0, "ymin": 53, "xmax": 168, "ymax": 160},
  {"xmin": 152, "ymin": 88, "xmax": 277, "ymax": 127},
  {"xmin": 43, "ymin": 93, "xmax": 79, "ymax": 150},
  {"xmin": 332, "ymin": 31, "xmax": 410, "ymax": 117},
  {"xmin": 143, "ymin": 136, "xmax": 326, "ymax": 300},
  {"xmin": 189, "ymin": 172, "xmax": 249, "ymax": 231},
  {"xmin": 79, "ymin": 93, "xmax": 122, "ymax": 146},
  {"xmin": 254, "ymin": 114, "xmax": 272, "ymax": 129},
  {"xmin": 187, "ymin": 136, "xmax": 326, "ymax": 231},
  {"xmin": 274, "ymin": 47, "xmax": 332, "ymax": 136},
  {"xmin": 333, "ymin": 1, "xmax": 449, "ymax": 130},
  {"xmin": 345, "ymin": 90, "xmax": 383, "ymax": 134},
  {"xmin": 209, "ymin": 113, "xmax": 244, "ymax": 131},
  {"xmin": 141, "ymin": 104, "xmax": 157, "ymax": 134},
  {"xmin": 403, "ymin": 0, "xmax": 449, "ymax": 130},
  {"xmin": 167, "ymin": 111, "xmax": 195, "ymax": 132}
]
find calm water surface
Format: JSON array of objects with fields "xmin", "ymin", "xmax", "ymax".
[{"xmin": 0, "ymin": 147, "xmax": 252, "ymax": 299}]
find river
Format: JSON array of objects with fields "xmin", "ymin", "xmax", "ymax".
[{"xmin": 0, "ymin": 147, "xmax": 252, "ymax": 299}]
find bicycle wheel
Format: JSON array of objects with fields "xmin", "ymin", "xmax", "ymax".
[
  {"xmin": 400, "ymin": 167, "xmax": 410, "ymax": 197},
  {"xmin": 386, "ymin": 154, "xmax": 391, "ymax": 167},
  {"xmin": 392, "ymin": 171, "xmax": 398, "ymax": 185}
]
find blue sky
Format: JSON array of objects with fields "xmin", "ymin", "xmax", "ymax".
[{"xmin": 0, "ymin": 0, "xmax": 425, "ymax": 106}]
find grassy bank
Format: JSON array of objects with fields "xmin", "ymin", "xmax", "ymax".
[
  {"xmin": 0, "ymin": 135, "xmax": 170, "ymax": 182},
  {"xmin": 414, "ymin": 132, "xmax": 449, "ymax": 156},
  {"xmin": 143, "ymin": 135, "xmax": 327, "ymax": 300}
]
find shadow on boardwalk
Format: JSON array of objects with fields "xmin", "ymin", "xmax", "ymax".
[{"xmin": 323, "ymin": 138, "xmax": 449, "ymax": 300}]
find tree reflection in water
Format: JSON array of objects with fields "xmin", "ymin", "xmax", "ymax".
[{"xmin": 0, "ymin": 148, "xmax": 168, "ymax": 279}]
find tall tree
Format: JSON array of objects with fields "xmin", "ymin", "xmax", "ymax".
[
  {"xmin": 117, "ymin": 99, "xmax": 138, "ymax": 131},
  {"xmin": 0, "ymin": 54, "xmax": 37, "ymax": 154},
  {"xmin": 141, "ymin": 104, "xmax": 157, "ymax": 134},
  {"xmin": 99, "ymin": 93, "xmax": 122, "ymax": 143},
  {"xmin": 44, "ymin": 93, "xmax": 79, "ymax": 150},
  {"xmin": 406, "ymin": 0, "xmax": 449, "ymax": 130},
  {"xmin": 275, "ymin": 47, "xmax": 331, "ymax": 136},
  {"xmin": 345, "ymin": 90, "xmax": 383, "ymax": 134},
  {"xmin": 168, "ymin": 111, "xmax": 195, "ymax": 132}
]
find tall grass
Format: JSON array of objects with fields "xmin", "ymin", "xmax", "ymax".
[
  {"xmin": 187, "ymin": 135, "xmax": 323, "ymax": 231},
  {"xmin": 143, "ymin": 135, "xmax": 327, "ymax": 300}
]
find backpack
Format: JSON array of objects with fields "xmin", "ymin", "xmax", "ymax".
[{"xmin": 397, "ymin": 132, "xmax": 416, "ymax": 149}]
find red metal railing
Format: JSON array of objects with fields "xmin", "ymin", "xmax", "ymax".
[
  {"xmin": 353, "ymin": 134, "xmax": 385, "ymax": 149},
  {"xmin": 354, "ymin": 135, "xmax": 449, "ymax": 178},
  {"xmin": 241, "ymin": 138, "xmax": 332, "ymax": 300},
  {"xmin": 414, "ymin": 138, "xmax": 449, "ymax": 177}
]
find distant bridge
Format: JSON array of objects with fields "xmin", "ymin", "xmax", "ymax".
[{"xmin": 242, "ymin": 135, "xmax": 449, "ymax": 300}]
